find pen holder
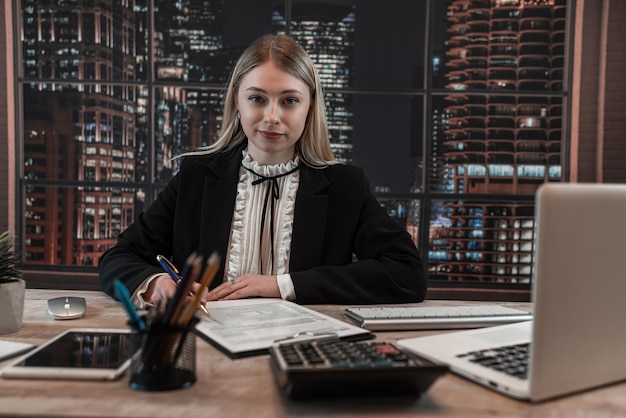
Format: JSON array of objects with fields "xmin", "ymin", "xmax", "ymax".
[{"xmin": 129, "ymin": 318, "xmax": 198, "ymax": 391}]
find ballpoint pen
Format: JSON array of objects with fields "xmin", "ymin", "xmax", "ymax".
[
  {"xmin": 178, "ymin": 252, "xmax": 220, "ymax": 327},
  {"xmin": 161, "ymin": 253, "xmax": 203, "ymax": 326},
  {"xmin": 157, "ymin": 254, "xmax": 211, "ymax": 318}
]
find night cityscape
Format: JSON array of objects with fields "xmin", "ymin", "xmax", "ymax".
[{"xmin": 18, "ymin": 0, "xmax": 567, "ymax": 293}]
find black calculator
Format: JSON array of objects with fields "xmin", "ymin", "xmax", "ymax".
[{"xmin": 268, "ymin": 336, "xmax": 448, "ymax": 399}]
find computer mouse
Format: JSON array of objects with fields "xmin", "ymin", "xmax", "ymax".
[{"xmin": 47, "ymin": 296, "xmax": 86, "ymax": 320}]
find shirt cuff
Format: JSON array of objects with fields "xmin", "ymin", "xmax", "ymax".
[
  {"xmin": 131, "ymin": 273, "xmax": 164, "ymax": 309},
  {"xmin": 276, "ymin": 273, "xmax": 296, "ymax": 301}
]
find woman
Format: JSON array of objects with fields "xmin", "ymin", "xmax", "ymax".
[{"xmin": 99, "ymin": 34, "xmax": 427, "ymax": 306}]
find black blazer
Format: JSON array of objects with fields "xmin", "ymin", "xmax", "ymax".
[{"xmin": 99, "ymin": 143, "xmax": 427, "ymax": 304}]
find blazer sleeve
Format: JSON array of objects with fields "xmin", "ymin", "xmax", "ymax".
[
  {"xmin": 290, "ymin": 165, "xmax": 428, "ymax": 305},
  {"xmin": 98, "ymin": 171, "xmax": 181, "ymax": 299},
  {"xmin": 98, "ymin": 148, "xmax": 240, "ymax": 299}
]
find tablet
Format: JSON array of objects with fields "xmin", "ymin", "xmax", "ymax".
[{"xmin": 0, "ymin": 328, "xmax": 134, "ymax": 381}]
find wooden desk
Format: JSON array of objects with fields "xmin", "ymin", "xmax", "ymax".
[{"xmin": 0, "ymin": 289, "xmax": 624, "ymax": 417}]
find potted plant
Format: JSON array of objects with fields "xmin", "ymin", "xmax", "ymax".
[{"xmin": 0, "ymin": 231, "xmax": 26, "ymax": 334}]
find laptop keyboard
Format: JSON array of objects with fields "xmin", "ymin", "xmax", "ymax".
[{"xmin": 456, "ymin": 343, "xmax": 530, "ymax": 379}]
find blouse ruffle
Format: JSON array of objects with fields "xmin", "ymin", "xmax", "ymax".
[{"xmin": 226, "ymin": 149, "xmax": 299, "ymax": 282}]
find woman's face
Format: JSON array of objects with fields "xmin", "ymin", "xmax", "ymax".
[{"xmin": 236, "ymin": 61, "xmax": 311, "ymax": 165}]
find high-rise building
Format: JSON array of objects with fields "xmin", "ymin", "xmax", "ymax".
[
  {"xmin": 22, "ymin": 0, "xmax": 138, "ymax": 266},
  {"xmin": 274, "ymin": 3, "xmax": 356, "ymax": 162},
  {"xmin": 429, "ymin": 0, "xmax": 566, "ymax": 284}
]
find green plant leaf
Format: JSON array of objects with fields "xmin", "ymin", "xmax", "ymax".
[{"xmin": 0, "ymin": 231, "xmax": 23, "ymax": 281}]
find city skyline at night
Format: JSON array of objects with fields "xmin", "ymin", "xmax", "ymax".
[{"xmin": 17, "ymin": 0, "xmax": 568, "ymax": 292}]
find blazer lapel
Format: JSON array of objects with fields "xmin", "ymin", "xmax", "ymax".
[
  {"xmin": 197, "ymin": 146, "xmax": 242, "ymax": 285},
  {"xmin": 290, "ymin": 165, "xmax": 330, "ymax": 270}
]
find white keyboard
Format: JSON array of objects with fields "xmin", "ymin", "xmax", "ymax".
[{"xmin": 345, "ymin": 305, "xmax": 532, "ymax": 331}]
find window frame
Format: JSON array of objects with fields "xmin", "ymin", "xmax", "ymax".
[{"xmin": 12, "ymin": 0, "xmax": 574, "ymax": 300}]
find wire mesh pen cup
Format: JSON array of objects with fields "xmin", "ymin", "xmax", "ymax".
[{"xmin": 129, "ymin": 317, "xmax": 198, "ymax": 391}]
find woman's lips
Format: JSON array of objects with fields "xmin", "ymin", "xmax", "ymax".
[{"xmin": 259, "ymin": 130, "xmax": 283, "ymax": 140}]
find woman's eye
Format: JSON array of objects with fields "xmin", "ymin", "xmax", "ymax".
[
  {"xmin": 249, "ymin": 96, "xmax": 264, "ymax": 103},
  {"xmin": 284, "ymin": 97, "xmax": 299, "ymax": 105}
]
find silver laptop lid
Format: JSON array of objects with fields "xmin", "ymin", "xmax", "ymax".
[{"xmin": 530, "ymin": 183, "xmax": 626, "ymax": 400}]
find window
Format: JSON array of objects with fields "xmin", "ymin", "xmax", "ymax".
[{"xmin": 15, "ymin": 0, "xmax": 570, "ymax": 298}]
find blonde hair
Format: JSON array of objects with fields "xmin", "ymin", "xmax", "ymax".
[{"xmin": 184, "ymin": 34, "xmax": 337, "ymax": 167}]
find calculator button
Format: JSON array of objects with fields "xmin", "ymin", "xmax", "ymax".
[
  {"xmin": 352, "ymin": 359, "xmax": 371, "ymax": 367},
  {"xmin": 330, "ymin": 359, "xmax": 350, "ymax": 367},
  {"xmin": 373, "ymin": 358, "xmax": 394, "ymax": 367},
  {"xmin": 374, "ymin": 343, "xmax": 400, "ymax": 355}
]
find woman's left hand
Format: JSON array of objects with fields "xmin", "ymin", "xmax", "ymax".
[{"xmin": 204, "ymin": 274, "xmax": 281, "ymax": 302}]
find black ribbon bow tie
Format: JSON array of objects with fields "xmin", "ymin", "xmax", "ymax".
[{"xmin": 243, "ymin": 164, "xmax": 299, "ymax": 274}]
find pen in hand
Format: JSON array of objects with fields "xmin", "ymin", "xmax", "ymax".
[
  {"xmin": 178, "ymin": 252, "xmax": 220, "ymax": 327},
  {"xmin": 157, "ymin": 254, "xmax": 211, "ymax": 318}
]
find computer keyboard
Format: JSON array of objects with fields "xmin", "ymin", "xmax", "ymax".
[
  {"xmin": 345, "ymin": 305, "xmax": 532, "ymax": 331},
  {"xmin": 456, "ymin": 342, "xmax": 531, "ymax": 380}
]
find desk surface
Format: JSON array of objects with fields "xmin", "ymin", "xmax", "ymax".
[{"xmin": 0, "ymin": 289, "xmax": 624, "ymax": 417}]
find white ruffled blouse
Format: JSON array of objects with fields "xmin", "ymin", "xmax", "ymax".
[{"xmin": 224, "ymin": 149, "xmax": 300, "ymax": 283}]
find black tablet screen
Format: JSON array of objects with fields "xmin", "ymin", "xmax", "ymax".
[{"xmin": 18, "ymin": 331, "xmax": 131, "ymax": 369}]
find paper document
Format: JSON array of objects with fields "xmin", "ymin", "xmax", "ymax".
[
  {"xmin": 194, "ymin": 299, "xmax": 371, "ymax": 358},
  {"xmin": 0, "ymin": 340, "xmax": 35, "ymax": 362}
]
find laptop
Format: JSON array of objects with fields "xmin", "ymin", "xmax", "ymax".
[{"xmin": 398, "ymin": 183, "xmax": 626, "ymax": 402}]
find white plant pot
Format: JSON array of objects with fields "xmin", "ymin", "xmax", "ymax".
[{"xmin": 0, "ymin": 278, "xmax": 26, "ymax": 334}]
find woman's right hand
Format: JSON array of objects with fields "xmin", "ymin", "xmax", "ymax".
[{"xmin": 144, "ymin": 273, "xmax": 178, "ymax": 306}]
